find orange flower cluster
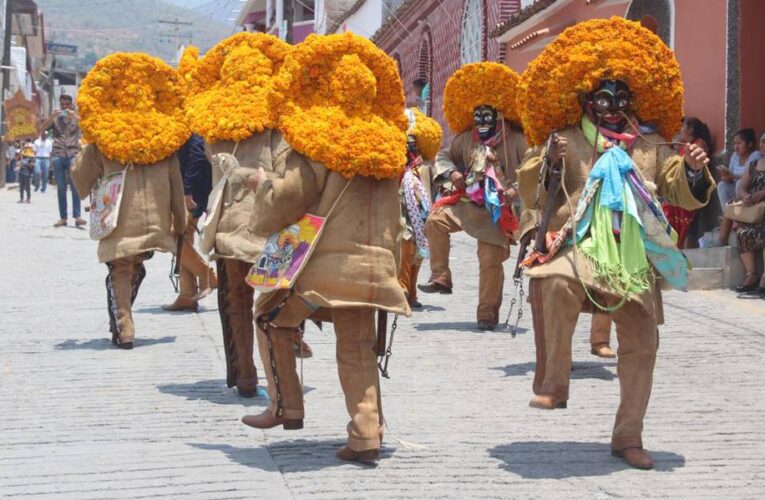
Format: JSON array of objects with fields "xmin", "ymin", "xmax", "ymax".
[
  {"xmin": 518, "ymin": 17, "xmax": 684, "ymax": 145},
  {"xmin": 182, "ymin": 33, "xmax": 292, "ymax": 143},
  {"xmin": 443, "ymin": 62, "xmax": 521, "ymax": 134},
  {"xmin": 270, "ymin": 32, "xmax": 407, "ymax": 180},
  {"xmin": 77, "ymin": 53, "xmax": 190, "ymax": 165},
  {"xmin": 406, "ymin": 108, "xmax": 442, "ymax": 161}
]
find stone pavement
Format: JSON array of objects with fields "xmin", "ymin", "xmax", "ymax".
[{"xmin": 1, "ymin": 186, "xmax": 764, "ymax": 499}]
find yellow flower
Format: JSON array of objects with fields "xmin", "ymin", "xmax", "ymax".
[
  {"xmin": 518, "ymin": 17, "xmax": 684, "ymax": 145},
  {"xmin": 443, "ymin": 62, "xmax": 521, "ymax": 134},
  {"xmin": 270, "ymin": 32, "xmax": 407, "ymax": 180},
  {"xmin": 406, "ymin": 108, "xmax": 442, "ymax": 161},
  {"xmin": 77, "ymin": 52, "xmax": 190, "ymax": 165},
  {"xmin": 182, "ymin": 33, "xmax": 292, "ymax": 143}
]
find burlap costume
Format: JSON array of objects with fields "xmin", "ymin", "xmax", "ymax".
[
  {"xmin": 182, "ymin": 32, "xmax": 293, "ymax": 395},
  {"xmin": 203, "ymin": 134, "xmax": 273, "ymax": 395},
  {"xmin": 72, "ymin": 144, "xmax": 187, "ymax": 344},
  {"xmin": 243, "ymin": 33, "xmax": 409, "ymax": 457},
  {"xmin": 427, "ymin": 124, "xmax": 528, "ymax": 325},
  {"xmin": 518, "ymin": 125, "xmax": 715, "ymax": 450},
  {"xmin": 251, "ymin": 132, "xmax": 408, "ymax": 451}
]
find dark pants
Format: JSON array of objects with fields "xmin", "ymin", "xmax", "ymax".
[
  {"xmin": 53, "ymin": 156, "xmax": 81, "ymax": 220},
  {"xmin": 18, "ymin": 171, "xmax": 31, "ymax": 200}
]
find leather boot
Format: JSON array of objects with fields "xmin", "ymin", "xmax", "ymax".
[
  {"xmin": 217, "ymin": 259, "xmax": 258, "ymax": 395},
  {"xmin": 335, "ymin": 446, "xmax": 380, "ymax": 465},
  {"xmin": 612, "ymin": 447, "xmax": 654, "ymax": 470},
  {"xmin": 529, "ymin": 394, "xmax": 567, "ymax": 409},
  {"xmin": 241, "ymin": 410, "xmax": 303, "ymax": 430}
]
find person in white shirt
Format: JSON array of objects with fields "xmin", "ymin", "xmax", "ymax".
[{"xmin": 33, "ymin": 132, "xmax": 53, "ymax": 193}]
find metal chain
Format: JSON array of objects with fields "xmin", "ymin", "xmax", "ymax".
[
  {"xmin": 504, "ymin": 277, "xmax": 520, "ymax": 329},
  {"xmin": 263, "ymin": 325, "xmax": 285, "ymax": 417},
  {"xmin": 512, "ymin": 279, "xmax": 525, "ymax": 338},
  {"xmin": 378, "ymin": 314, "xmax": 398, "ymax": 379}
]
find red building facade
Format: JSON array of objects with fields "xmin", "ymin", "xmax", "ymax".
[{"xmin": 373, "ymin": 0, "xmax": 521, "ymax": 143}]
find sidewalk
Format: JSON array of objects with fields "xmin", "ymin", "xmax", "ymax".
[{"xmin": 1, "ymin": 186, "xmax": 764, "ymax": 499}]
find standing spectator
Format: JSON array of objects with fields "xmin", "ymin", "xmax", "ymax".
[
  {"xmin": 734, "ymin": 131, "xmax": 765, "ymax": 295},
  {"xmin": 33, "ymin": 131, "xmax": 53, "ymax": 193},
  {"xmin": 663, "ymin": 117, "xmax": 713, "ymax": 248},
  {"xmin": 4, "ymin": 141, "xmax": 17, "ymax": 183},
  {"xmin": 41, "ymin": 95, "xmax": 85, "ymax": 228},
  {"xmin": 719, "ymin": 128, "xmax": 761, "ymax": 245},
  {"xmin": 16, "ymin": 142, "xmax": 36, "ymax": 203}
]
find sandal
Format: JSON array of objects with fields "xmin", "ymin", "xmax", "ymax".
[{"xmin": 735, "ymin": 273, "xmax": 759, "ymax": 293}]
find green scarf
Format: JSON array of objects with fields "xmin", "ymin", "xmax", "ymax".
[{"xmin": 578, "ymin": 189, "xmax": 649, "ymax": 296}]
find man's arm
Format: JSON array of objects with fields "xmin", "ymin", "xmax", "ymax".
[
  {"xmin": 71, "ymin": 144, "xmax": 103, "ymax": 197},
  {"xmin": 656, "ymin": 144, "xmax": 715, "ymax": 210},
  {"xmin": 39, "ymin": 111, "xmax": 59, "ymax": 133},
  {"xmin": 434, "ymin": 133, "xmax": 469, "ymax": 192}
]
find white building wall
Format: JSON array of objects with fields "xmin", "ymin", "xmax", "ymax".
[{"xmin": 333, "ymin": 0, "xmax": 382, "ymax": 38}]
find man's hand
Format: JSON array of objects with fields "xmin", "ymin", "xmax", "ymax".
[
  {"xmin": 247, "ymin": 167, "xmax": 267, "ymax": 192},
  {"xmin": 449, "ymin": 170, "xmax": 466, "ymax": 192},
  {"xmin": 503, "ymin": 187, "xmax": 518, "ymax": 205},
  {"xmin": 547, "ymin": 135, "xmax": 568, "ymax": 166},
  {"xmin": 184, "ymin": 194, "xmax": 197, "ymax": 211},
  {"xmin": 684, "ymin": 143, "xmax": 709, "ymax": 171}
]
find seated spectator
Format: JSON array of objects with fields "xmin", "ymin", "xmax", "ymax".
[
  {"xmin": 734, "ymin": 130, "xmax": 765, "ymax": 295},
  {"xmin": 720, "ymin": 128, "xmax": 762, "ymax": 245}
]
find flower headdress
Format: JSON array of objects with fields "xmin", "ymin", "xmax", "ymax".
[
  {"xmin": 443, "ymin": 62, "xmax": 521, "ymax": 134},
  {"xmin": 518, "ymin": 16, "xmax": 684, "ymax": 146},
  {"xmin": 181, "ymin": 33, "xmax": 292, "ymax": 143},
  {"xmin": 270, "ymin": 32, "xmax": 407, "ymax": 179},
  {"xmin": 78, "ymin": 53, "xmax": 190, "ymax": 165},
  {"xmin": 405, "ymin": 108, "xmax": 443, "ymax": 161}
]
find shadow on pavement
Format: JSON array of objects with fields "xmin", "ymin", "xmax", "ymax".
[
  {"xmin": 414, "ymin": 321, "xmax": 526, "ymax": 334},
  {"xmin": 157, "ymin": 379, "xmax": 271, "ymax": 406},
  {"xmin": 489, "ymin": 441, "xmax": 685, "ymax": 478},
  {"xmin": 190, "ymin": 439, "xmax": 396, "ymax": 471},
  {"xmin": 492, "ymin": 361, "xmax": 615, "ymax": 380},
  {"xmin": 55, "ymin": 336, "xmax": 176, "ymax": 350},
  {"xmin": 414, "ymin": 304, "xmax": 446, "ymax": 312}
]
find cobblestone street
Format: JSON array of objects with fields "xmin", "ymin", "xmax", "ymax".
[{"xmin": 1, "ymin": 187, "xmax": 764, "ymax": 499}]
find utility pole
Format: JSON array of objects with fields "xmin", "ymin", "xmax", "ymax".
[
  {"xmin": 158, "ymin": 18, "xmax": 193, "ymax": 53},
  {"xmin": 284, "ymin": 0, "xmax": 294, "ymax": 44},
  {"xmin": 0, "ymin": 0, "xmax": 13, "ymax": 187}
]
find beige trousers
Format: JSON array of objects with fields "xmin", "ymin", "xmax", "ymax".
[
  {"xmin": 590, "ymin": 313, "xmax": 613, "ymax": 348},
  {"xmin": 105, "ymin": 252, "xmax": 151, "ymax": 343},
  {"xmin": 177, "ymin": 217, "xmax": 216, "ymax": 300},
  {"xmin": 256, "ymin": 300, "xmax": 381, "ymax": 452},
  {"xmin": 529, "ymin": 276, "xmax": 658, "ymax": 450},
  {"xmin": 425, "ymin": 207, "xmax": 509, "ymax": 324},
  {"xmin": 216, "ymin": 258, "xmax": 258, "ymax": 394},
  {"xmin": 398, "ymin": 238, "xmax": 422, "ymax": 304}
]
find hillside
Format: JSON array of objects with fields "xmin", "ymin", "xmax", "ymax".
[{"xmin": 37, "ymin": 0, "xmax": 234, "ymax": 70}]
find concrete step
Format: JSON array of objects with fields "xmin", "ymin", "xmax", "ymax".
[{"xmin": 687, "ymin": 267, "xmax": 724, "ymax": 290}]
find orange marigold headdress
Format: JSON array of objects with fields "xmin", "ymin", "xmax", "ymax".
[
  {"xmin": 78, "ymin": 53, "xmax": 190, "ymax": 165},
  {"xmin": 405, "ymin": 108, "xmax": 442, "ymax": 161},
  {"xmin": 443, "ymin": 62, "xmax": 521, "ymax": 134},
  {"xmin": 270, "ymin": 32, "xmax": 407, "ymax": 180},
  {"xmin": 518, "ymin": 16, "xmax": 684, "ymax": 146},
  {"xmin": 181, "ymin": 33, "xmax": 292, "ymax": 143}
]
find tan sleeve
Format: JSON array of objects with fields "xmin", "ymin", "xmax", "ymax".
[
  {"xmin": 168, "ymin": 155, "xmax": 187, "ymax": 235},
  {"xmin": 251, "ymin": 148, "xmax": 323, "ymax": 236},
  {"xmin": 71, "ymin": 144, "xmax": 103, "ymax": 199},
  {"xmin": 656, "ymin": 149, "xmax": 716, "ymax": 210},
  {"xmin": 433, "ymin": 132, "xmax": 469, "ymax": 185},
  {"xmin": 517, "ymin": 146, "xmax": 546, "ymax": 210}
]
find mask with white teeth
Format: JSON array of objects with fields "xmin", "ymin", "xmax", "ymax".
[{"xmin": 473, "ymin": 105, "xmax": 498, "ymax": 141}]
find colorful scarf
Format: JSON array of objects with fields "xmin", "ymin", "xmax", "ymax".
[
  {"xmin": 523, "ymin": 132, "xmax": 689, "ymax": 293},
  {"xmin": 402, "ymin": 155, "xmax": 430, "ymax": 258}
]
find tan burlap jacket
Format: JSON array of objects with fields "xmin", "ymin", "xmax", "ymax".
[
  {"xmin": 433, "ymin": 123, "xmax": 528, "ymax": 247},
  {"xmin": 204, "ymin": 132, "xmax": 273, "ymax": 263},
  {"xmin": 72, "ymin": 144, "xmax": 187, "ymax": 264},
  {"xmin": 251, "ymin": 132, "xmax": 409, "ymax": 316},
  {"xmin": 517, "ymin": 125, "xmax": 716, "ymax": 321}
]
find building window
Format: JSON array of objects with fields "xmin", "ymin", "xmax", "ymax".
[
  {"xmin": 460, "ymin": 0, "xmax": 484, "ymax": 65},
  {"xmin": 382, "ymin": 0, "xmax": 405, "ymax": 18},
  {"xmin": 626, "ymin": 0, "xmax": 673, "ymax": 47}
]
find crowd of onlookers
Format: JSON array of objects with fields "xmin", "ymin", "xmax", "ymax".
[{"xmin": 4, "ymin": 94, "xmax": 85, "ymax": 227}]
